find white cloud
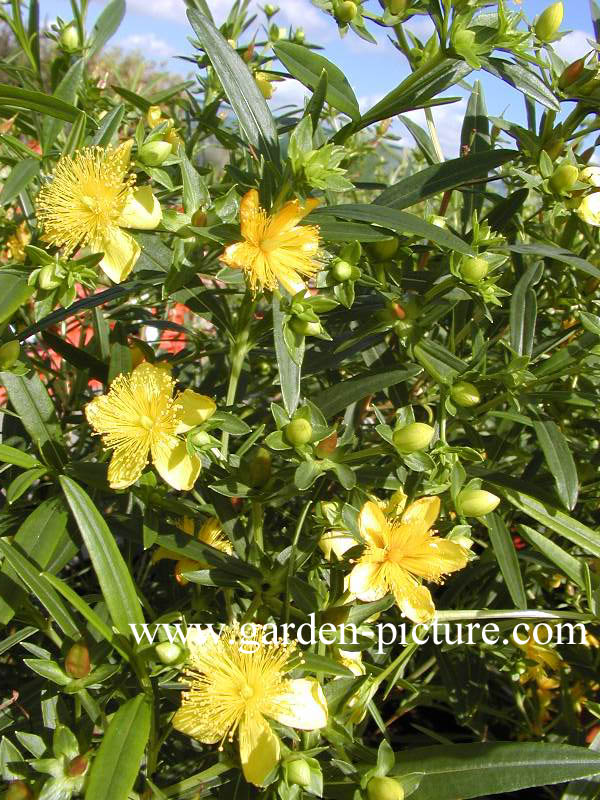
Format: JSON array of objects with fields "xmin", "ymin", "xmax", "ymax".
[
  {"xmin": 268, "ymin": 77, "xmax": 309, "ymax": 110},
  {"xmin": 120, "ymin": 33, "xmax": 175, "ymax": 59},
  {"xmin": 126, "ymin": 0, "xmax": 187, "ymax": 22},
  {"xmin": 554, "ymin": 29, "xmax": 594, "ymax": 63}
]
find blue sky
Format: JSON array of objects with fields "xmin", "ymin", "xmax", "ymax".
[{"xmin": 40, "ymin": 0, "xmax": 597, "ymax": 154}]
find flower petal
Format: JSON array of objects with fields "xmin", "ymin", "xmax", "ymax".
[
  {"xmin": 267, "ymin": 196, "xmax": 320, "ymax": 236},
  {"xmin": 358, "ymin": 501, "xmax": 389, "ymax": 548},
  {"xmin": 239, "ymin": 188, "xmax": 261, "ymax": 232},
  {"xmin": 94, "ymin": 227, "xmax": 140, "ymax": 283},
  {"xmin": 107, "ymin": 440, "xmax": 148, "ymax": 489},
  {"xmin": 275, "ymin": 263, "xmax": 307, "ymax": 296},
  {"xmin": 175, "ymin": 389, "xmax": 216, "ymax": 433},
  {"xmin": 400, "ymin": 536, "xmax": 468, "ymax": 581},
  {"xmin": 270, "ymin": 678, "xmax": 328, "ymax": 730},
  {"xmin": 389, "ymin": 566, "xmax": 435, "ymax": 624},
  {"xmin": 577, "ymin": 192, "xmax": 600, "ymax": 226},
  {"xmin": 238, "ymin": 714, "xmax": 280, "ymax": 786},
  {"xmin": 348, "ymin": 560, "xmax": 388, "ymax": 602},
  {"xmin": 151, "ymin": 435, "xmax": 201, "ymax": 491},
  {"xmin": 401, "ymin": 496, "xmax": 440, "ymax": 534},
  {"xmin": 118, "ymin": 185, "xmax": 162, "ymax": 230}
]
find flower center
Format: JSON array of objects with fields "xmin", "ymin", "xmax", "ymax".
[
  {"xmin": 240, "ymin": 685, "xmax": 255, "ymax": 700},
  {"xmin": 138, "ymin": 414, "xmax": 155, "ymax": 430}
]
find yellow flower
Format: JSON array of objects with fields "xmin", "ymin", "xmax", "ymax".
[
  {"xmin": 36, "ymin": 142, "xmax": 162, "ymax": 283},
  {"xmin": 514, "ymin": 625, "xmax": 562, "ymax": 689},
  {"xmin": 4, "ymin": 221, "xmax": 31, "ymax": 262},
  {"xmin": 348, "ymin": 498, "xmax": 468, "ymax": 624},
  {"xmin": 153, "ymin": 516, "xmax": 233, "ymax": 579},
  {"xmin": 86, "ymin": 362, "xmax": 216, "ymax": 491},
  {"xmin": 221, "ymin": 189, "xmax": 320, "ymax": 295},
  {"xmin": 318, "ymin": 530, "xmax": 357, "ymax": 560},
  {"xmin": 173, "ymin": 625, "xmax": 328, "ymax": 786},
  {"xmin": 577, "ymin": 192, "xmax": 600, "ymax": 227}
]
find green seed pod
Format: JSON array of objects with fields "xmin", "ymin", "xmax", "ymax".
[
  {"xmin": 188, "ymin": 429, "xmax": 211, "ymax": 448},
  {"xmin": 155, "ymin": 641, "xmax": 184, "ymax": 665},
  {"xmin": 139, "ymin": 140, "xmax": 172, "ymax": 167},
  {"xmin": 191, "ymin": 208, "xmax": 207, "ymax": 227},
  {"xmin": 39, "ymin": 263, "xmax": 62, "ymax": 290},
  {"xmin": 284, "ymin": 418, "xmax": 313, "ymax": 445},
  {"xmin": 4, "ymin": 781, "xmax": 34, "ymax": 800},
  {"xmin": 335, "ymin": 1, "xmax": 358, "ymax": 24},
  {"xmin": 450, "ymin": 381, "xmax": 481, "ymax": 407},
  {"xmin": 240, "ymin": 446, "xmax": 272, "ymax": 488},
  {"xmin": 559, "ymin": 57, "xmax": 586, "ymax": 90},
  {"xmin": 294, "ymin": 27, "xmax": 305, "ymax": 42},
  {"xmin": 367, "ymin": 776, "xmax": 405, "ymax": 800},
  {"xmin": 332, "ymin": 259, "xmax": 354, "ymax": 282},
  {"xmin": 315, "ymin": 431, "xmax": 338, "ymax": 458},
  {"xmin": 264, "ymin": 3, "xmax": 278, "ymax": 16},
  {"xmin": 290, "ymin": 317, "xmax": 322, "ymax": 337},
  {"xmin": 0, "ymin": 340, "xmax": 20, "ymax": 369},
  {"xmin": 459, "ymin": 256, "xmax": 489, "ymax": 284},
  {"xmin": 393, "ymin": 422, "xmax": 434, "ymax": 453},
  {"xmin": 385, "ymin": 0, "xmax": 407, "ymax": 13},
  {"xmin": 371, "ymin": 237, "xmax": 399, "ymax": 261},
  {"xmin": 535, "ymin": 1, "xmax": 563, "ymax": 42},
  {"xmin": 286, "ymin": 757, "xmax": 312, "ymax": 787},
  {"xmin": 59, "ymin": 23, "xmax": 80, "ymax": 52},
  {"xmin": 65, "ymin": 641, "xmax": 91, "ymax": 679},
  {"xmin": 457, "ymin": 488, "xmax": 500, "ymax": 516},
  {"xmin": 550, "ymin": 164, "xmax": 579, "ymax": 194}
]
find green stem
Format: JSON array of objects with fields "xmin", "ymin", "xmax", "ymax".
[
  {"xmin": 250, "ymin": 500, "xmax": 264, "ymax": 550},
  {"xmin": 222, "ymin": 292, "xmax": 255, "ymax": 458},
  {"xmin": 284, "ymin": 489, "xmax": 320, "ymax": 624},
  {"xmin": 372, "ymin": 642, "xmax": 419, "ymax": 691}
]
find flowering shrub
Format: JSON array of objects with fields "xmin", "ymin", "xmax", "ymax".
[{"xmin": 2, "ymin": 1, "xmax": 600, "ymax": 799}]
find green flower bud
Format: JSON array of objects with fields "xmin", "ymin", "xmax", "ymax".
[
  {"xmin": 285, "ymin": 418, "xmax": 313, "ymax": 445},
  {"xmin": 543, "ymin": 137, "xmax": 564, "ymax": 160},
  {"xmin": 67, "ymin": 755, "xmax": 89, "ymax": 778},
  {"xmin": 188, "ymin": 429, "xmax": 211, "ymax": 448},
  {"xmin": 240, "ymin": 446, "xmax": 272, "ymax": 488},
  {"xmin": 59, "ymin": 23, "xmax": 80, "ymax": 52},
  {"xmin": 367, "ymin": 776, "xmax": 405, "ymax": 800},
  {"xmin": 191, "ymin": 208, "xmax": 207, "ymax": 227},
  {"xmin": 155, "ymin": 641, "xmax": 183, "ymax": 664},
  {"xmin": 335, "ymin": 1, "xmax": 358, "ymax": 24},
  {"xmin": 315, "ymin": 431, "xmax": 338, "ymax": 458},
  {"xmin": 65, "ymin": 641, "xmax": 91, "ymax": 679},
  {"xmin": 294, "ymin": 28, "xmax": 305, "ymax": 42},
  {"xmin": 39, "ymin": 263, "xmax": 62, "ymax": 290},
  {"xmin": 371, "ymin": 237, "xmax": 399, "ymax": 261},
  {"xmin": 550, "ymin": 164, "xmax": 579, "ymax": 194},
  {"xmin": 256, "ymin": 73, "xmax": 274, "ymax": 99},
  {"xmin": 264, "ymin": 3, "xmax": 278, "ymax": 16},
  {"xmin": 139, "ymin": 140, "xmax": 172, "ymax": 167},
  {"xmin": 459, "ymin": 256, "xmax": 488, "ymax": 284},
  {"xmin": 457, "ymin": 488, "xmax": 500, "ymax": 516},
  {"xmin": 535, "ymin": 2, "xmax": 563, "ymax": 42},
  {"xmin": 332, "ymin": 259, "xmax": 354, "ymax": 282},
  {"xmin": 0, "ymin": 340, "xmax": 20, "ymax": 369},
  {"xmin": 450, "ymin": 381, "xmax": 481, "ymax": 407},
  {"xmin": 4, "ymin": 781, "xmax": 34, "ymax": 800},
  {"xmin": 385, "ymin": 0, "xmax": 407, "ymax": 14},
  {"xmin": 559, "ymin": 57, "xmax": 586, "ymax": 90},
  {"xmin": 291, "ymin": 317, "xmax": 322, "ymax": 337},
  {"xmin": 147, "ymin": 105, "xmax": 162, "ymax": 128},
  {"xmin": 393, "ymin": 422, "xmax": 434, "ymax": 453},
  {"xmin": 287, "ymin": 757, "xmax": 312, "ymax": 787}
]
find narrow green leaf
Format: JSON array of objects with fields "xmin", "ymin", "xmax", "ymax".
[
  {"xmin": 84, "ymin": 694, "xmax": 151, "ymax": 800},
  {"xmin": 0, "ymin": 158, "xmax": 40, "ymax": 206},
  {"xmin": 179, "ymin": 145, "xmax": 210, "ymax": 214},
  {"xmin": 518, "ymin": 524, "xmax": 589, "ymax": 590},
  {"xmin": 510, "ymin": 242, "xmax": 600, "ymax": 280},
  {"xmin": 59, "ymin": 476, "xmax": 144, "ymax": 634},
  {"xmin": 273, "ymin": 41, "xmax": 360, "ymax": 120},
  {"xmin": 510, "ymin": 263, "xmax": 542, "ymax": 357},
  {"xmin": 273, "ymin": 294, "xmax": 300, "ymax": 416},
  {"xmin": 314, "ymin": 366, "xmax": 422, "ymax": 419},
  {"xmin": 414, "ymin": 340, "xmax": 467, "ymax": 385},
  {"xmin": 187, "ymin": 9, "xmax": 279, "ymax": 161},
  {"xmin": 485, "ymin": 512, "xmax": 527, "ymax": 609},
  {"xmin": 0, "ymin": 83, "xmax": 84, "ymax": 122},
  {"xmin": 42, "ymin": 58, "xmax": 85, "ymax": 152},
  {"xmin": 0, "ymin": 443, "xmax": 41, "ymax": 469},
  {"xmin": 484, "ymin": 57, "xmax": 560, "ymax": 112},
  {"xmin": 6, "ymin": 466, "xmax": 47, "ymax": 504},
  {"xmin": 88, "ymin": 0, "xmax": 126, "ymax": 59},
  {"xmin": 533, "ymin": 421, "xmax": 579, "ymax": 510},
  {"xmin": 374, "ymin": 150, "xmax": 517, "ymax": 210},
  {"xmin": 0, "ymin": 538, "xmax": 79, "ymax": 637},
  {"xmin": 392, "ymin": 742, "xmax": 600, "ymax": 799},
  {"xmin": 91, "ymin": 103, "xmax": 125, "ymax": 146}
]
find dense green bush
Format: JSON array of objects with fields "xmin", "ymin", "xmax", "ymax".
[{"xmin": 2, "ymin": 1, "xmax": 600, "ymax": 798}]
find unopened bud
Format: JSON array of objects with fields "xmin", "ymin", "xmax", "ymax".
[
  {"xmin": 318, "ymin": 531, "xmax": 355, "ymax": 560},
  {"xmin": 450, "ymin": 381, "xmax": 481, "ymax": 407},
  {"xmin": 39, "ymin": 263, "xmax": 62, "ymax": 290},
  {"xmin": 255, "ymin": 73, "xmax": 273, "ymax": 99},
  {"xmin": 188, "ymin": 429, "xmax": 211, "ymax": 448},
  {"xmin": 129, "ymin": 342, "xmax": 145, "ymax": 369},
  {"xmin": 457, "ymin": 488, "xmax": 500, "ymax": 516},
  {"xmin": 155, "ymin": 641, "xmax": 183, "ymax": 664},
  {"xmin": 240, "ymin": 446, "xmax": 272, "ymax": 488},
  {"xmin": 535, "ymin": 2, "xmax": 563, "ymax": 42},
  {"xmin": 174, "ymin": 558, "xmax": 198, "ymax": 585},
  {"xmin": 146, "ymin": 106, "xmax": 162, "ymax": 128},
  {"xmin": 315, "ymin": 431, "xmax": 338, "ymax": 458},
  {"xmin": 385, "ymin": 0, "xmax": 407, "ymax": 13},
  {"xmin": 550, "ymin": 163, "xmax": 579, "ymax": 194},
  {"xmin": 284, "ymin": 418, "xmax": 313, "ymax": 446},
  {"xmin": 139, "ymin": 140, "xmax": 172, "ymax": 167},
  {"xmin": 371, "ymin": 237, "xmax": 399, "ymax": 261},
  {"xmin": 367, "ymin": 776, "xmax": 405, "ymax": 800},
  {"xmin": 264, "ymin": 4, "xmax": 278, "ymax": 17},
  {"xmin": 67, "ymin": 755, "xmax": 89, "ymax": 778},
  {"xmin": 393, "ymin": 422, "xmax": 434, "ymax": 453},
  {"xmin": 290, "ymin": 317, "xmax": 322, "ymax": 337},
  {"xmin": 65, "ymin": 641, "xmax": 91, "ymax": 679},
  {"xmin": 459, "ymin": 256, "xmax": 488, "ymax": 284},
  {"xmin": 4, "ymin": 781, "xmax": 33, "ymax": 800},
  {"xmin": 286, "ymin": 758, "xmax": 311, "ymax": 787},
  {"xmin": 59, "ymin": 23, "xmax": 80, "ymax": 52},
  {"xmin": 335, "ymin": 1, "xmax": 358, "ymax": 23},
  {"xmin": 294, "ymin": 28, "xmax": 305, "ymax": 43},
  {"xmin": 191, "ymin": 208, "xmax": 207, "ymax": 227},
  {"xmin": 332, "ymin": 259, "xmax": 354, "ymax": 282},
  {"xmin": 0, "ymin": 340, "xmax": 20, "ymax": 369},
  {"xmin": 559, "ymin": 57, "xmax": 586, "ymax": 90},
  {"xmin": 544, "ymin": 137, "xmax": 564, "ymax": 160}
]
